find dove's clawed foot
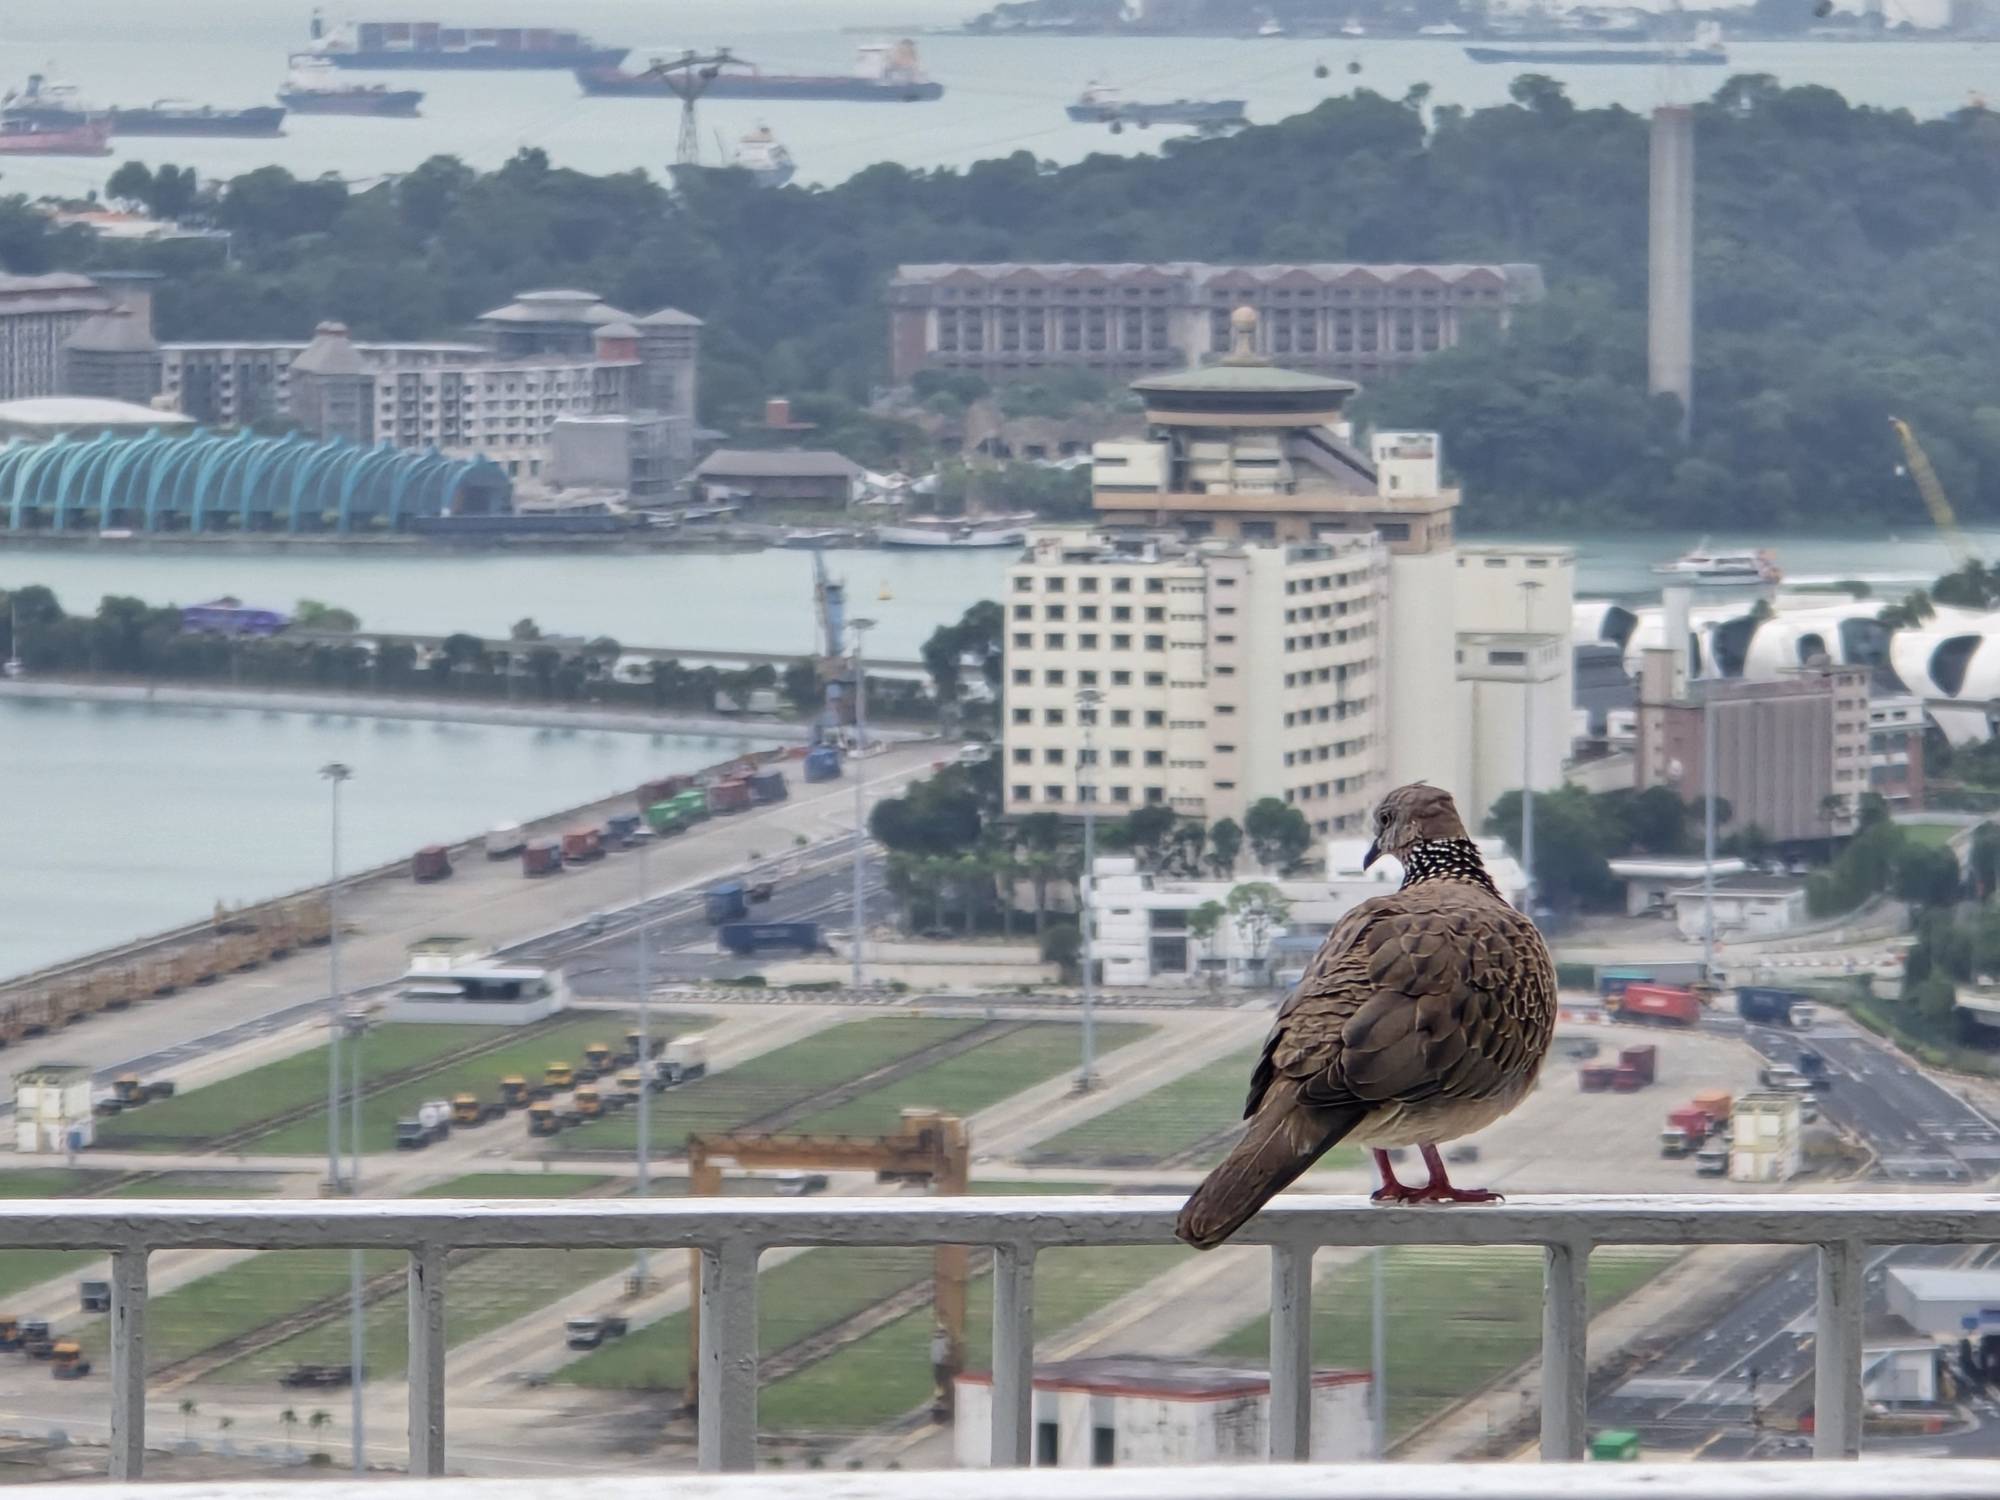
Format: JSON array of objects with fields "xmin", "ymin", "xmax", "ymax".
[{"xmin": 1369, "ymin": 1146, "xmax": 1505, "ymax": 1205}]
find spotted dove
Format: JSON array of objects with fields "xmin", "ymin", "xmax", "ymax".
[{"xmin": 1177, "ymin": 782, "xmax": 1556, "ymax": 1250}]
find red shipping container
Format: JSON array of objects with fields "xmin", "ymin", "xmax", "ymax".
[
  {"xmin": 1617, "ymin": 1044, "xmax": 1658, "ymax": 1086},
  {"xmin": 522, "ymin": 839, "xmax": 562, "ymax": 877},
  {"xmin": 1611, "ymin": 1066, "xmax": 1644, "ymax": 1092},
  {"xmin": 1578, "ymin": 1065, "xmax": 1615, "ymax": 1093},
  {"xmin": 1616, "ymin": 983, "xmax": 1701, "ymax": 1027},
  {"xmin": 411, "ymin": 844, "xmax": 452, "ymax": 883},
  {"xmin": 562, "ymin": 828, "xmax": 604, "ymax": 864},
  {"xmin": 1666, "ymin": 1106, "xmax": 1708, "ymax": 1138}
]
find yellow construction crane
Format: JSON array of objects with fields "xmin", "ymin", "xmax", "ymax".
[{"xmin": 1890, "ymin": 415, "xmax": 1976, "ymax": 569}]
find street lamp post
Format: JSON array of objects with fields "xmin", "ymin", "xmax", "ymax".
[
  {"xmin": 849, "ymin": 617, "xmax": 876, "ymax": 992},
  {"xmin": 319, "ymin": 763, "xmax": 351, "ymax": 1193},
  {"xmin": 633, "ymin": 828, "xmax": 652, "ymax": 1288},
  {"xmin": 1075, "ymin": 687, "xmax": 1103, "ymax": 1091},
  {"xmin": 1702, "ymin": 675, "xmax": 1718, "ymax": 979},
  {"xmin": 343, "ymin": 1010, "xmax": 365, "ymax": 1475},
  {"xmin": 1519, "ymin": 580, "xmax": 1542, "ymax": 916}
]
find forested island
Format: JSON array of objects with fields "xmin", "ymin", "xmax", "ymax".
[{"xmin": 4, "ymin": 75, "xmax": 1996, "ymax": 530}]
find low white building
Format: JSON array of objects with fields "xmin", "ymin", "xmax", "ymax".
[
  {"xmin": 1088, "ymin": 838, "xmax": 1527, "ymax": 988},
  {"xmin": 1668, "ymin": 876, "xmax": 1808, "ymax": 940},
  {"xmin": 1729, "ymin": 1091, "xmax": 1802, "ymax": 1183},
  {"xmin": 1888, "ymin": 1266, "xmax": 2000, "ymax": 1338},
  {"xmin": 953, "ymin": 1357, "xmax": 1373, "ymax": 1468},
  {"xmin": 1607, "ymin": 856, "xmax": 1750, "ymax": 917},
  {"xmin": 386, "ymin": 958, "xmax": 568, "ymax": 1025},
  {"xmin": 14, "ymin": 1063, "xmax": 93, "ymax": 1154}
]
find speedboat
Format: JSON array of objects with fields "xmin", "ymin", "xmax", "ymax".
[{"xmin": 1653, "ymin": 541, "xmax": 1781, "ymax": 585}]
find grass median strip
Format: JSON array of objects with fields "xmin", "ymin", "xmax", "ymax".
[
  {"xmin": 791, "ymin": 1023, "xmax": 1155, "ymax": 1137},
  {"xmin": 1207, "ymin": 1245, "xmax": 1681, "ymax": 1440},
  {"xmin": 759, "ymin": 1243, "xmax": 1191, "ymax": 1430},
  {"xmin": 565, "ymin": 1017, "xmax": 983, "ymax": 1152}
]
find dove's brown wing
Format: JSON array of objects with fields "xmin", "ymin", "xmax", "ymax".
[{"xmin": 1178, "ymin": 890, "xmax": 1551, "ymax": 1250}]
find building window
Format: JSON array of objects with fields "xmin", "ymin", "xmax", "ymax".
[
  {"xmin": 1144, "ymin": 634, "xmax": 1165, "ymax": 651},
  {"xmin": 1045, "ymin": 604, "xmax": 1066, "ymax": 621},
  {"xmin": 1146, "ymin": 606, "xmax": 1165, "ymax": 622},
  {"xmin": 1045, "ymin": 708, "xmax": 1065, "ymax": 725},
  {"xmin": 1045, "ymin": 748, "xmax": 1065, "ymax": 764},
  {"xmin": 1013, "ymin": 578, "xmax": 1032, "ymax": 593},
  {"xmin": 1045, "ymin": 633, "xmax": 1065, "ymax": 649},
  {"xmin": 1012, "ymin": 748, "xmax": 1032, "ymax": 765},
  {"xmin": 1013, "ymin": 633, "xmax": 1031, "ymax": 649},
  {"xmin": 1145, "ymin": 579, "xmax": 1165, "ymax": 594},
  {"xmin": 1079, "ymin": 576, "xmax": 1099, "ymax": 592},
  {"xmin": 1012, "ymin": 784, "xmax": 1031, "ymax": 802},
  {"xmin": 1012, "ymin": 708, "xmax": 1031, "ymax": 724},
  {"xmin": 1145, "ymin": 710, "xmax": 1165, "ymax": 727},
  {"xmin": 1112, "ymin": 606, "xmax": 1133, "ymax": 622},
  {"xmin": 1144, "ymin": 750, "xmax": 1165, "ymax": 766},
  {"xmin": 1013, "ymin": 669, "xmax": 1031, "ymax": 686},
  {"xmin": 1113, "ymin": 634, "xmax": 1133, "ymax": 650},
  {"xmin": 1079, "ymin": 670, "xmax": 1099, "ymax": 686},
  {"xmin": 1112, "ymin": 577, "xmax": 1132, "ymax": 593},
  {"xmin": 1145, "ymin": 786, "xmax": 1166, "ymax": 804},
  {"xmin": 1045, "ymin": 669, "xmax": 1066, "ymax": 686},
  {"xmin": 1145, "ymin": 672, "xmax": 1165, "ymax": 687},
  {"xmin": 1046, "ymin": 784, "xmax": 1065, "ymax": 801},
  {"xmin": 1111, "ymin": 749, "xmax": 1132, "ymax": 766},
  {"xmin": 1080, "ymin": 633, "xmax": 1099, "ymax": 649},
  {"xmin": 1079, "ymin": 605, "xmax": 1099, "ymax": 621},
  {"xmin": 1045, "ymin": 577, "xmax": 1065, "ymax": 592},
  {"xmin": 1112, "ymin": 671, "xmax": 1131, "ymax": 686},
  {"xmin": 1013, "ymin": 605, "xmax": 1032, "ymax": 621},
  {"xmin": 1111, "ymin": 785, "xmax": 1132, "ymax": 804}
]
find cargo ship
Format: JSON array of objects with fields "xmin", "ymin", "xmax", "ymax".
[
  {"xmin": 1465, "ymin": 23, "xmax": 1727, "ymax": 63},
  {"xmin": 1066, "ymin": 84, "xmax": 1247, "ymax": 128},
  {"xmin": 280, "ymin": 57, "xmax": 422, "ymax": 116},
  {"xmin": 1, "ymin": 77, "xmax": 276, "ymax": 138},
  {"xmin": 309, "ymin": 11, "xmax": 626, "ymax": 70},
  {"xmin": 578, "ymin": 41, "xmax": 943, "ymax": 102},
  {"xmin": 733, "ymin": 125, "xmax": 796, "ymax": 187}
]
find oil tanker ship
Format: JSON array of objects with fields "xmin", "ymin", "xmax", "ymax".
[
  {"xmin": 309, "ymin": 11, "xmax": 626, "ymax": 70},
  {"xmin": 578, "ymin": 41, "xmax": 943, "ymax": 102},
  {"xmin": 4, "ymin": 77, "xmax": 284, "ymax": 138},
  {"xmin": 280, "ymin": 57, "xmax": 422, "ymax": 116}
]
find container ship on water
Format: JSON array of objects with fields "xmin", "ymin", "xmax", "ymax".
[
  {"xmin": 309, "ymin": 11, "xmax": 626, "ymax": 69},
  {"xmin": 1066, "ymin": 84, "xmax": 1247, "ymax": 129},
  {"xmin": 280, "ymin": 57, "xmax": 422, "ymax": 116},
  {"xmin": 578, "ymin": 41, "xmax": 943, "ymax": 102},
  {"xmin": 1465, "ymin": 23, "xmax": 1727, "ymax": 63}
]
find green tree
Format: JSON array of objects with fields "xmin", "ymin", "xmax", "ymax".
[
  {"xmin": 1206, "ymin": 818, "xmax": 1242, "ymax": 879},
  {"xmin": 1187, "ymin": 899, "xmax": 1227, "ymax": 989},
  {"xmin": 179, "ymin": 1398, "xmax": 199, "ymax": 1442},
  {"xmin": 1226, "ymin": 881, "xmax": 1292, "ymax": 983},
  {"xmin": 510, "ymin": 617, "xmax": 542, "ymax": 642},
  {"xmin": 1970, "ymin": 823, "xmax": 2000, "ymax": 898},
  {"xmin": 1894, "ymin": 846, "xmax": 1962, "ymax": 909},
  {"xmin": 1014, "ymin": 811, "xmax": 1069, "ymax": 938},
  {"xmin": 1244, "ymin": 797, "xmax": 1312, "ymax": 874},
  {"xmin": 870, "ymin": 769, "xmax": 983, "ymax": 856},
  {"xmin": 1041, "ymin": 918, "xmax": 1082, "ymax": 981},
  {"xmin": 293, "ymin": 598, "xmax": 359, "ymax": 632}
]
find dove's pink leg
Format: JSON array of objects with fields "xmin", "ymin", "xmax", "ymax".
[
  {"xmin": 1413, "ymin": 1144, "xmax": 1503, "ymax": 1205},
  {"xmin": 1369, "ymin": 1149, "xmax": 1425, "ymax": 1204}
]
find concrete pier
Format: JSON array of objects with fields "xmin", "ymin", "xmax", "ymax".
[{"xmin": 1648, "ymin": 104, "xmax": 1696, "ymax": 440}]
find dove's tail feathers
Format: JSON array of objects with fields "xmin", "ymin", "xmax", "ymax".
[{"xmin": 1175, "ymin": 1097, "xmax": 1367, "ymax": 1251}]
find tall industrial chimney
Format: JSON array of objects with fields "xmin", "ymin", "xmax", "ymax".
[{"xmin": 1648, "ymin": 105, "xmax": 1695, "ymax": 441}]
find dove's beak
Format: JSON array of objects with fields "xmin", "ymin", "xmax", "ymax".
[{"xmin": 1361, "ymin": 839, "xmax": 1381, "ymax": 870}]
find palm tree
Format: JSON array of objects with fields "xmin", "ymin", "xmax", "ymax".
[
  {"xmin": 308, "ymin": 1409, "xmax": 333, "ymax": 1458},
  {"xmin": 278, "ymin": 1407, "xmax": 300, "ymax": 1458},
  {"xmin": 215, "ymin": 1415, "xmax": 235, "ymax": 1439},
  {"xmin": 178, "ymin": 1397, "xmax": 199, "ymax": 1442}
]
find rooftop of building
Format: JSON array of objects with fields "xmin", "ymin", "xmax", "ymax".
[
  {"xmin": 62, "ymin": 306, "xmax": 158, "ymax": 354},
  {"xmin": 0, "ymin": 396, "xmax": 194, "ymax": 431},
  {"xmin": 1457, "ymin": 543, "xmax": 1578, "ymax": 564},
  {"xmin": 892, "ymin": 261, "xmax": 1545, "ymax": 291},
  {"xmin": 1883, "ymin": 1265, "xmax": 2000, "ymax": 1300},
  {"xmin": 1665, "ymin": 875, "xmax": 1809, "ymax": 898},
  {"xmin": 14, "ymin": 1062, "xmax": 90, "ymax": 1083},
  {"xmin": 0, "ymin": 271, "xmax": 102, "ymax": 295},
  {"xmin": 1131, "ymin": 307, "xmax": 1358, "ymax": 400},
  {"xmin": 691, "ymin": 448, "xmax": 862, "ymax": 479},
  {"xmin": 1017, "ymin": 526, "xmax": 1379, "ymax": 568},
  {"xmin": 958, "ymin": 1354, "xmax": 1366, "ymax": 1399}
]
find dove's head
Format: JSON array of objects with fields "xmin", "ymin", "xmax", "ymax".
[{"xmin": 1362, "ymin": 782, "xmax": 1469, "ymax": 870}]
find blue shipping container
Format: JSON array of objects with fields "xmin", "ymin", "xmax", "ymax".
[
  {"xmin": 719, "ymin": 921, "xmax": 823, "ymax": 955},
  {"xmin": 704, "ymin": 883, "xmax": 748, "ymax": 924},
  {"xmin": 803, "ymin": 745, "xmax": 843, "ymax": 782}
]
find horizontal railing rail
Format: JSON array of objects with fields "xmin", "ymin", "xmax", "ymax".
[
  {"xmin": 11, "ymin": 1192, "xmax": 1988, "ymax": 1479},
  {"xmin": 30, "ymin": 1463, "xmax": 2000, "ymax": 1500}
]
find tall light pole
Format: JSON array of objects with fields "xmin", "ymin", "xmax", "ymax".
[
  {"xmin": 1702, "ymin": 675, "xmax": 1718, "ymax": 980},
  {"xmin": 1075, "ymin": 687, "xmax": 1102, "ymax": 1091},
  {"xmin": 344, "ymin": 1010, "xmax": 365, "ymax": 1476},
  {"xmin": 319, "ymin": 762, "xmax": 350, "ymax": 1193},
  {"xmin": 633, "ymin": 828, "xmax": 652, "ymax": 1288},
  {"xmin": 1519, "ymin": 579, "xmax": 1543, "ymax": 916},
  {"xmin": 849, "ymin": 617, "xmax": 876, "ymax": 992},
  {"xmin": 1371, "ymin": 1245, "xmax": 1388, "ymax": 1458}
]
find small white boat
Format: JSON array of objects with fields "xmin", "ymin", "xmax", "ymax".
[
  {"xmin": 1653, "ymin": 541, "xmax": 1781, "ymax": 585},
  {"xmin": 876, "ymin": 513, "xmax": 1033, "ymax": 549},
  {"xmin": 781, "ymin": 527, "xmax": 851, "ymax": 548}
]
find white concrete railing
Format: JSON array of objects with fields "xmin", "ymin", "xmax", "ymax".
[
  {"xmin": 4, "ymin": 1193, "xmax": 1983, "ymax": 1479},
  {"xmin": 31, "ymin": 1467, "xmax": 2000, "ymax": 1500}
]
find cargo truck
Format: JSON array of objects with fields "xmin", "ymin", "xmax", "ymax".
[
  {"xmin": 1597, "ymin": 968, "xmax": 1654, "ymax": 1000},
  {"xmin": 411, "ymin": 844, "xmax": 453, "ymax": 882},
  {"xmin": 1608, "ymin": 983, "xmax": 1702, "ymax": 1027},
  {"xmin": 660, "ymin": 1035, "xmax": 709, "ymax": 1086},
  {"xmin": 803, "ymin": 744, "xmax": 842, "ymax": 782},
  {"xmin": 1736, "ymin": 985, "xmax": 1817, "ymax": 1028},
  {"xmin": 1661, "ymin": 1106, "xmax": 1709, "ymax": 1156},
  {"xmin": 605, "ymin": 812, "xmax": 643, "ymax": 848},
  {"xmin": 1694, "ymin": 1146, "xmax": 1729, "ymax": 1177},
  {"xmin": 564, "ymin": 1314, "xmax": 629, "ymax": 1350},
  {"xmin": 562, "ymin": 828, "xmax": 604, "ymax": 864},
  {"xmin": 485, "ymin": 823, "xmax": 526, "ymax": 858},
  {"xmin": 705, "ymin": 882, "xmax": 749, "ymax": 923},
  {"xmin": 719, "ymin": 920, "xmax": 823, "ymax": 956},
  {"xmin": 1693, "ymin": 1089, "xmax": 1733, "ymax": 1132},
  {"xmin": 522, "ymin": 839, "xmax": 563, "ymax": 877},
  {"xmin": 748, "ymin": 768, "xmax": 789, "ymax": 804}
]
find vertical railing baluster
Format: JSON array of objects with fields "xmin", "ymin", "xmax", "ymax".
[
  {"xmin": 1539, "ymin": 1238, "xmax": 1590, "ymax": 1462},
  {"xmin": 1815, "ymin": 1239, "xmax": 1865, "ymax": 1460},
  {"xmin": 1268, "ymin": 1243, "xmax": 1313, "ymax": 1462},
  {"xmin": 108, "ymin": 1247, "xmax": 148, "ymax": 1480},
  {"xmin": 991, "ymin": 1242, "xmax": 1036, "ymax": 1467},
  {"xmin": 697, "ymin": 1240, "xmax": 759, "ymax": 1473},
  {"xmin": 406, "ymin": 1244, "xmax": 448, "ymax": 1475}
]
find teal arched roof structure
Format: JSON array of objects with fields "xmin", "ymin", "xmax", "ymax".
[{"xmin": 0, "ymin": 427, "xmax": 510, "ymax": 533}]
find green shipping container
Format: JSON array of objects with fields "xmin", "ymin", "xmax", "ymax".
[
  {"xmin": 645, "ymin": 803, "xmax": 687, "ymax": 836},
  {"xmin": 1589, "ymin": 1430, "xmax": 1640, "ymax": 1462},
  {"xmin": 668, "ymin": 789, "xmax": 710, "ymax": 821}
]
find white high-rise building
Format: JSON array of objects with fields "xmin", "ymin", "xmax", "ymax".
[
  {"xmin": 1003, "ymin": 528, "xmax": 1388, "ymax": 833},
  {"xmin": 1452, "ymin": 543, "xmax": 1576, "ymax": 825}
]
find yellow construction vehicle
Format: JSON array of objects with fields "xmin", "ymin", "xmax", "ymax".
[
  {"xmin": 582, "ymin": 1042, "xmax": 612, "ymax": 1076},
  {"xmin": 684, "ymin": 1110, "xmax": 969, "ymax": 1413},
  {"xmin": 1890, "ymin": 416, "xmax": 1976, "ymax": 568},
  {"xmin": 574, "ymin": 1086, "xmax": 603, "ymax": 1119},
  {"xmin": 544, "ymin": 1060, "xmax": 575, "ymax": 1090},
  {"xmin": 613, "ymin": 1069, "xmax": 644, "ymax": 1103},
  {"xmin": 451, "ymin": 1094, "xmax": 483, "ymax": 1127},
  {"xmin": 111, "ymin": 1076, "xmax": 144, "ymax": 1106},
  {"xmin": 527, "ymin": 1102, "xmax": 560, "ymax": 1137},
  {"xmin": 498, "ymin": 1076, "xmax": 529, "ymax": 1110}
]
